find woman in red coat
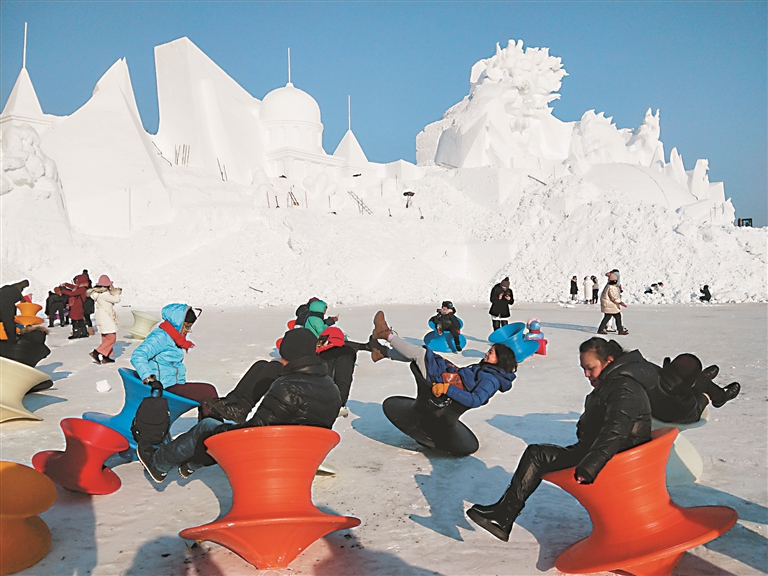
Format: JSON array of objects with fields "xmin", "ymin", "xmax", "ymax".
[{"xmin": 60, "ymin": 274, "xmax": 89, "ymax": 339}]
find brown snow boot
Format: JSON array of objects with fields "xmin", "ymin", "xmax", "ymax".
[{"xmin": 372, "ymin": 311, "xmax": 393, "ymax": 341}]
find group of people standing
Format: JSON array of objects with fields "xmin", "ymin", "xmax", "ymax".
[{"xmin": 571, "ymin": 275, "xmax": 601, "ymax": 304}]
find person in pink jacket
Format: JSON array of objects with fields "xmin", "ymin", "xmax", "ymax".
[{"xmin": 87, "ymin": 275, "xmax": 122, "ymax": 363}]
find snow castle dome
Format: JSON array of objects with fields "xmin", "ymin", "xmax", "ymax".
[
  {"xmin": 261, "ymin": 82, "xmax": 321, "ymax": 125},
  {"xmin": 260, "ymin": 82, "xmax": 324, "ymax": 155}
]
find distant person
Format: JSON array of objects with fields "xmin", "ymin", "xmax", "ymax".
[
  {"xmin": 60, "ymin": 274, "xmax": 90, "ymax": 339},
  {"xmin": 466, "ymin": 337, "xmax": 652, "ymax": 542},
  {"xmin": 137, "ymin": 328, "xmax": 341, "ymax": 482},
  {"xmin": 0, "ymin": 280, "xmax": 52, "ymax": 374},
  {"xmin": 371, "ymin": 311, "xmax": 517, "ymax": 409},
  {"xmin": 582, "ymin": 276, "xmax": 591, "ymax": 303},
  {"xmin": 597, "ymin": 272, "xmax": 628, "ymax": 335},
  {"xmin": 82, "ymin": 269, "xmax": 95, "ymax": 336},
  {"xmin": 590, "ymin": 276, "xmax": 599, "ymax": 304},
  {"xmin": 87, "ymin": 275, "xmax": 122, "ymax": 364},
  {"xmin": 644, "ymin": 282, "xmax": 664, "ymax": 296},
  {"xmin": 489, "ymin": 277, "xmax": 514, "ymax": 331},
  {"xmin": 700, "ymin": 285, "xmax": 712, "ymax": 302},
  {"xmin": 44, "ymin": 287, "xmax": 68, "ymax": 327},
  {"xmin": 570, "ymin": 276, "xmax": 578, "ymax": 301},
  {"xmin": 131, "ymin": 304, "xmax": 219, "ymax": 421},
  {"xmin": 429, "ymin": 301, "xmax": 462, "ymax": 352}
]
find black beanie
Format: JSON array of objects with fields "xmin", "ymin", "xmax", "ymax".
[
  {"xmin": 663, "ymin": 353, "xmax": 702, "ymax": 388},
  {"xmin": 280, "ymin": 328, "xmax": 318, "ymax": 362},
  {"xmin": 185, "ymin": 307, "xmax": 198, "ymax": 324}
]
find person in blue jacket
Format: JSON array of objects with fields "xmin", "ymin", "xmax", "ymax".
[
  {"xmin": 131, "ymin": 303, "xmax": 219, "ymax": 420},
  {"xmin": 371, "ymin": 310, "xmax": 517, "ymax": 408}
]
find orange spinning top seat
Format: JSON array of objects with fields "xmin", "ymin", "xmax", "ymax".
[
  {"xmin": 180, "ymin": 426, "xmax": 360, "ymax": 569},
  {"xmin": 0, "ymin": 461, "xmax": 57, "ymax": 575},
  {"xmin": 543, "ymin": 428, "xmax": 737, "ymax": 576},
  {"xmin": 32, "ymin": 418, "xmax": 129, "ymax": 495}
]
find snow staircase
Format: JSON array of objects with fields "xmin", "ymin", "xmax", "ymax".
[{"xmin": 348, "ymin": 191, "xmax": 373, "ymax": 215}]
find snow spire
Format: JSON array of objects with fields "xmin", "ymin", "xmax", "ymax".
[
  {"xmin": 287, "ymin": 47, "xmax": 292, "ymax": 86},
  {"xmin": 22, "ymin": 22, "xmax": 27, "ymax": 70}
]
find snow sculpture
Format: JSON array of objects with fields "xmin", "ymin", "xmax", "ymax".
[
  {"xmin": 418, "ymin": 40, "xmax": 735, "ymax": 224},
  {"xmin": 1, "ymin": 124, "xmax": 59, "ymax": 195}
]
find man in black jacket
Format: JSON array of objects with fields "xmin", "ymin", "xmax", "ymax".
[
  {"xmin": 137, "ymin": 328, "xmax": 342, "ymax": 483},
  {"xmin": 0, "ymin": 280, "xmax": 52, "ymax": 372},
  {"xmin": 467, "ymin": 337, "xmax": 652, "ymax": 542}
]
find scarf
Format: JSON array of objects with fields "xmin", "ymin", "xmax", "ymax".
[{"xmin": 159, "ymin": 320, "xmax": 195, "ymax": 351}]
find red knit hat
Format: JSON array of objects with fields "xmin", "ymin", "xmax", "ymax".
[{"xmin": 317, "ymin": 327, "xmax": 345, "ymax": 352}]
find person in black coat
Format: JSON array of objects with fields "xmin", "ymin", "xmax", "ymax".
[
  {"xmin": 489, "ymin": 277, "xmax": 514, "ymax": 331},
  {"xmin": 429, "ymin": 300, "xmax": 463, "ymax": 351},
  {"xmin": 644, "ymin": 352, "xmax": 740, "ymax": 424},
  {"xmin": 0, "ymin": 280, "xmax": 52, "ymax": 373},
  {"xmin": 45, "ymin": 288, "xmax": 69, "ymax": 327},
  {"xmin": 569, "ymin": 276, "xmax": 578, "ymax": 301},
  {"xmin": 138, "ymin": 328, "xmax": 342, "ymax": 482},
  {"xmin": 467, "ymin": 337, "xmax": 652, "ymax": 542},
  {"xmin": 700, "ymin": 285, "xmax": 712, "ymax": 302}
]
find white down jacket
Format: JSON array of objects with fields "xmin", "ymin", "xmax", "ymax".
[
  {"xmin": 89, "ymin": 288, "xmax": 121, "ymax": 333},
  {"xmin": 600, "ymin": 283, "xmax": 622, "ymax": 314}
]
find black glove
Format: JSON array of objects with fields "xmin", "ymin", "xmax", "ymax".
[{"xmin": 143, "ymin": 375, "xmax": 164, "ymax": 394}]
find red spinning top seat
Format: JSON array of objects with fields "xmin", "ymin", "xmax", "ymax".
[
  {"xmin": 32, "ymin": 418, "xmax": 129, "ymax": 495},
  {"xmin": 543, "ymin": 428, "xmax": 737, "ymax": 576},
  {"xmin": 180, "ymin": 426, "xmax": 360, "ymax": 569}
]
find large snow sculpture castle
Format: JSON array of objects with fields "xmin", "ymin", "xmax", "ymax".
[
  {"xmin": 417, "ymin": 40, "xmax": 734, "ymax": 223},
  {"xmin": 1, "ymin": 37, "xmax": 422, "ymax": 237}
]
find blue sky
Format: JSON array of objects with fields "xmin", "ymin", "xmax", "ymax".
[{"xmin": 2, "ymin": 1, "xmax": 766, "ymax": 225}]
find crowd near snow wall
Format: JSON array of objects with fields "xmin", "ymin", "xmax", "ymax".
[{"xmin": 1, "ymin": 38, "xmax": 766, "ymax": 308}]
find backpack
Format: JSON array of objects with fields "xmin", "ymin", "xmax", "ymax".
[{"xmin": 131, "ymin": 383, "xmax": 170, "ymax": 446}]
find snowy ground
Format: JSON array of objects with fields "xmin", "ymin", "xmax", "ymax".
[{"xmin": 3, "ymin": 302, "xmax": 766, "ymax": 575}]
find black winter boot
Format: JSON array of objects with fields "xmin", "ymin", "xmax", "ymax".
[
  {"xmin": 712, "ymin": 382, "xmax": 740, "ymax": 408},
  {"xmin": 466, "ymin": 485, "xmax": 525, "ymax": 542}
]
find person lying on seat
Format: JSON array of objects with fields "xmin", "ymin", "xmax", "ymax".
[
  {"xmin": 137, "ymin": 328, "xmax": 341, "ymax": 483},
  {"xmin": 371, "ymin": 310, "xmax": 517, "ymax": 409}
]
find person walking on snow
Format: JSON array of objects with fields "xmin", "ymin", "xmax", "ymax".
[
  {"xmin": 371, "ymin": 311, "xmax": 517, "ymax": 409},
  {"xmin": 489, "ymin": 277, "xmax": 514, "ymax": 331},
  {"xmin": 87, "ymin": 275, "xmax": 122, "ymax": 364},
  {"xmin": 45, "ymin": 287, "xmax": 68, "ymax": 327},
  {"xmin": 597, "ymin": 273, "xmax": 628, "ymax": 335}
]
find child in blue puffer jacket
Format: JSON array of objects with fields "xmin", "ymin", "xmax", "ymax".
[
  {"xmin": 371, "ymin": 310, "xmax": 517, "ymax": 408},
  {"xmin": 131, "ymin": 303, "xmax": 219, "ymax": 420}
]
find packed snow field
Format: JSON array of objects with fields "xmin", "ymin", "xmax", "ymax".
[
  {"xmin": 2, "ymin": 170, "xmax": 766, "ymax": 310},
  {"xmin": 3, "ymin": 303, "xmax": 766, "ymax": 575}
]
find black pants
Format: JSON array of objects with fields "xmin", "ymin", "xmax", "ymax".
[
  {"xmin": 48, "ymin": 304, "xmax": 67, "ymax": 326},
  {"xmin": 435, "ymin": 321, "xmax": 461, "ymax": 346},
  {"xmin": 0, "ymin": 332, "xmax": 51, "ymax": 367},
  {"xmin": 492, "ymin": 319, "xmax": 509, "ymax": 331},
  {"xmin": 226, "ymin": 360, "xmax": 283, "ymax": 408},
  {"xmin": 597, "ymin": 313, "xmax": 623, "ymax": 332},
  {"xmin": 592, "ymin": 289, "xmax": 599, "ymax": 302},
  {"xmin": 71, "ymin": 319, "xmax": 88, "ymax": 337},
  {"xmin": 505, "ymin": 443, "xmax": 587, "ymax": 507}
]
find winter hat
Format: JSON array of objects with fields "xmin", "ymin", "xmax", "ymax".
[
  {"xmin": 662, "ymin": 353, "xmax": 702, "ymax": 388},
  {"xmin": 308, "ymin": 299, "xmax": 327, "ymax": 313},
  {"xmin": 501, "ymin": 277, "xmax": 510, "ymax": 288},
  {"xmin": 11, "ymin": 279, "xmax": 29, "ymax": 293},
  {"xmin": 280, "ymin": 327, "xmax": 319, "ymax": 361},
  {"xmin": 527, "ymin": 318, "xmax": 541, "ymax": 331},
  {"xmin": 317, "ymin": 327, "xmax": 346, "ymax": 352},
  {"xmin": 185, "ymin": 307, "xmax": 198, "ymax": 324},
  {"xmin": 96, "ymin": 275, "xmax": 113, "ymax": 287},
  {"xmin": 608, "ymin": 273, "xmax": 618, "ymax": 282},
  {"xmin": 441, "ymin": 300, "xmax": 455, "ymax": 311}
]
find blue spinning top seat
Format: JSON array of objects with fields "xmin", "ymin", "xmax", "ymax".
[
  {"xmin": 488, "ymin": 322, "xmax": 538, "ymax": 362},
  {"xmin": 424, "ymin": 318, "xmax": 467, "ymax": 353},
  {"xmin": 83, "ymin": 368, "xmax": 199, "ymax": 453}
]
